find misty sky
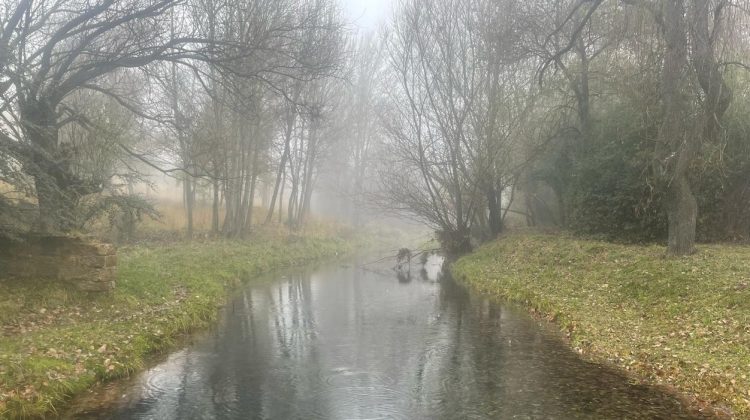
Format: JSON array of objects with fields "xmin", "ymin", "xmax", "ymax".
[{"xmin": 342, "ymin": 0, "xmax": 394, "ymax": 31}]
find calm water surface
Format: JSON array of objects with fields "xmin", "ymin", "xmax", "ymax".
[{"xmin": 67, "ymin": 256, "xmax": 704, "ymax": 419}]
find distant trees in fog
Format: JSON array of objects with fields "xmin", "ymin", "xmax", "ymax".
[
  {"xmin": 2, "ymin": 0, "xmax": 750, "ymax": 255},
  {"xmin": 375, "ymin": 0, "xmax": 750, "ymax": 255},
  {"xmin": 0, "ymin": 0, "xmax": 346, "ymax": 239}
]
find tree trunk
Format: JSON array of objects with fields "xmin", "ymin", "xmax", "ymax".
[
  {"xmin": 222, "ymin": 183, "xmax": 234, "ymax": 235},
  {"xmin": 22, "ymin": 99, "xmax": 77, "ymax": 233},
  {"xmin": 33, "ymin": 169, "xmax": 74, "ymax": 234},
  {"xmin": 298, "ymin": 119, "xmax": 317, "ymax": 226},
  {"xmin": 525, "ymin": 193, "xmax": 537, "ymax": 227},
  {"xmin": 266, "ymin": 113, "xmax": 295, "ymax": 224},
  {"xmin": 244, "ymin": 140, "xmax": 260, "ymax": 233},
  {"xmin": 245, "ymin": 172, "xmax": 258, "ymax": 234},
  {"xmin": 352, "ymin": 172, "xmax": 364, "ymax": 227},
  {"xmin": 261, "ymin": 181, "xmax": 270, "ymax": 209},
  {"xmin": 575, "ymin": 35, "xmax": 591, "ymax": 146},
  {"xmin": 486, "ymin": 185, "xmax": 502, "ymax": 237},
  {"xmin": 211, "ymin": 177, "xmax": 220, "ymax": 235},
  {"xmin": 278, "ymin": 168, "xmax": 286, "ymax": 224},
  {"xmin": 222, "ymin": 138, "xmax": 240, "ymax": 235},
  {"xmin": 690, "ymin": 0, "xmax": 731, "ymax": 144},
  {"xmin": 665, "ymin": 176, "xmax": 697, "ymax": 255},
  {"xmin": 658, "ymin": 0, "xmax": 696, "ymax": 256},
  {"xmin": 184, "ymin": 174, "xmax": 194, "ymax": 239},
  {"xmin": 237, "ymin": 166, "xmax": 253, "ymax": 237},
  {"xmin": 287, "ymin": 180, "xmax": 298, "ymax": 227}
]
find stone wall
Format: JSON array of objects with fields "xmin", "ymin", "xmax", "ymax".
[{"xmin": 0, "ymin": 236, "xmax": 116, "ymax": 292}]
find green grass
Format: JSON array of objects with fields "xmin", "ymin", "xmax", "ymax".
[
  {"xmin": 0, "ymin": 225, "xmax": 362, "ymax": 418},
  {"xmin": 451, "ymin": 233, "xmax": 750, "ymax": 417}
]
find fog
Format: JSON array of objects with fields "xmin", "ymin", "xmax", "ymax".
[
  {"xmin": 1, "ymin": 0, "xmax": 748, "ymax": 254},
  {"xmin": 3, "ymin": 1, "xmax": 750, "ymax": 417}
]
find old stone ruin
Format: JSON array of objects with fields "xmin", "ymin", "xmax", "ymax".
[{"xmin": 0, "ymin": 236, "xmax": 117, "ymax": 292}]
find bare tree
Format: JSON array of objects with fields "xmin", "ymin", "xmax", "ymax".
[
  {"xmin": 377, "ymin": 0, "xmax": 535, "ymax": 253},
  {"xmin": 0, "ymin": 0, "xmax": 346, "ymax": 237},
  {"xmin": 263, "ymin": 0, "xmax": 346, "ymax": 227},
  {"xmin": 337, "ymin": 33, "xmax": 385, "ymax": 226}
]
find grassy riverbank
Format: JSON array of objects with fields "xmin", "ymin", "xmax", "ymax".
[
  {"xmin": 0, "ymin": 224, "xmax": 362, "ymax": 418},
  {"xmin": 452, "ymin": 233, "xmax": 750, "ymax": 417}
]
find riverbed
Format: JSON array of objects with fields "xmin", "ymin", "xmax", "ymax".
[{"xmin": 65, "ymin": 256, "xmax": 704, "ymax": 419}]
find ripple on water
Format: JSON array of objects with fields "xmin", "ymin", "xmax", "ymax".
[
  {"xmin": 319, "ymin": 387, "xmax": 414, "ymax": 420},
  {"xmin": 141, "ymin": 367, "xmax": 183, "ymax": 400},
  {"xmin": 322, "ymin": 367, "xmax": 397, "ymax": 387},
  {"xmin": 306, "ymin": 367, "xmax": 415, "ymax": 420}
]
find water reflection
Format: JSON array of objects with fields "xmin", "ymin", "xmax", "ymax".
[{"xmin": 68, "ymin": 256, "xmax": 704, "ymax": 419}]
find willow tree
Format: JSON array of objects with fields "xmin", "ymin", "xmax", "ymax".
[{"xmin": 378, "ymin": 0, "xmax": 534, "ymax": 253}]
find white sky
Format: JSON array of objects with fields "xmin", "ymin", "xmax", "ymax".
[{"xmin": 342, "ymin": 0, "xmax": 394, "ymax": 31}]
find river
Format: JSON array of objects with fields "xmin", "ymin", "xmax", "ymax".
[{"xmin": 65, "ymin": 255, "xmax": 704, "ymax": 419}]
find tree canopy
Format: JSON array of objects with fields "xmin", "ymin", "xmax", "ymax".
[{"xmin": 1, "ymin": 0, "xmax": 750, "ymax": 255}]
